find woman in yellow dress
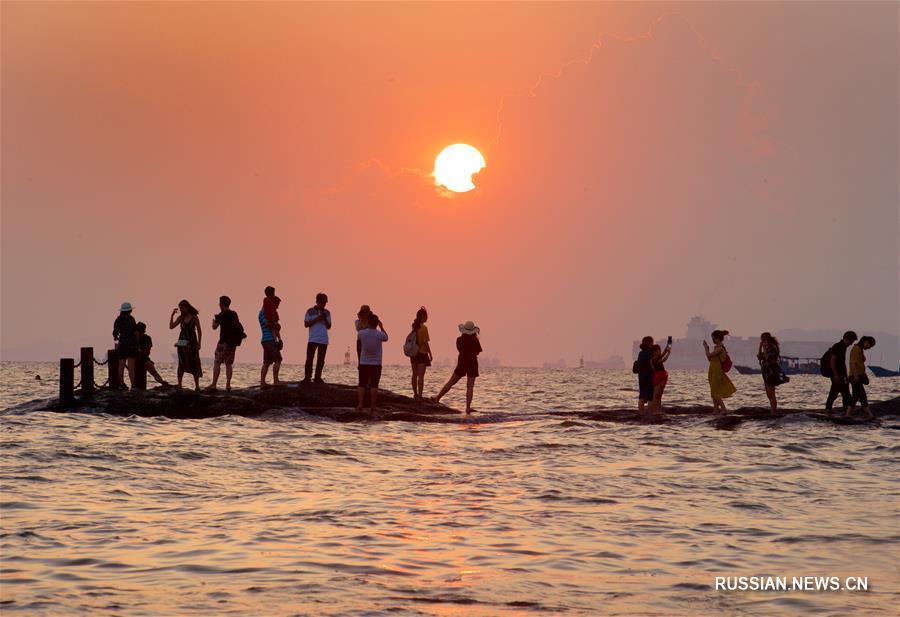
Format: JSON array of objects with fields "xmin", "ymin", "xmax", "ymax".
[{"xmin": 703, "ymin": 329, "xmax": 736, "ymax": 413}]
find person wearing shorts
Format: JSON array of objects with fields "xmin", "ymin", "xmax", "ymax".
[
  {"xmin": 408, "ymin": 307, "xmax": 432, "ymax": 401},
  {"xmin": 433, "ymin": 321, "xmax": 482, "ymax": 414},
  {"xmin": 113, "ymin": 302, "xmax": 139, "ymax": 389},
  {"xmin": 259, "ymin": 299, "xmax": 282, "ymax": 387},
  {"xmin": 215, "ymin": 343, "xmax": 236, "ymax": 366},
  {"xmin": 357, "ymin": 313, "xmax": 389, "ymax": 414},
  {"xmin": 208, "ymin": 295, "xmax": 245, "ymax": 391}
]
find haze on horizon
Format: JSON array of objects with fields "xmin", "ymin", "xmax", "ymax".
[{"xmin": 2, "ymin": 2, "xmax": 898, "ymax": 367}]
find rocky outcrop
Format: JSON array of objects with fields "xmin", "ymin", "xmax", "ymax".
[
  {"xmin": 41, "ymin": 384, "xmax": 899, "ymax": 426},
  {"xmin": 47, "ymin": 382, "xmax": 459, "ymax": 421}
]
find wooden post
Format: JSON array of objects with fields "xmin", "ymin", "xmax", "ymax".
[
  {"xmin": 108, "ymin": 349, "xmax": 120, "ymax": 389},
  {"xmin": 80, "ymin": 347, "xmax": 94, "ymax": 397},
  {"xmin": 134, "ymin": 357, "xmax": 147, "ymax": 390},
  {"xmin": 60, "ymin": 358, "xmax": 75, "ymax": 405}
]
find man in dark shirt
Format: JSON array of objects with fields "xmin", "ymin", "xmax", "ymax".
[
  {"xmin": 635, "ymin": 336, "xmax": 654, "ymax": 415},
  {"xmin": 825, "ymin": 330, "xmax": 857, "ymax": 414},
  {"xmin": 209, "ymin": 295, "xmax": 245, "ymax": 391}
]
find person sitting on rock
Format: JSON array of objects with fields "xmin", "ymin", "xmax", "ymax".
[{"xmin": 136, "ymin": 322, "xmax": 169, "ymax": 387}]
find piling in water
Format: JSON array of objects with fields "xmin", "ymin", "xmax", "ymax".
[
  {"xmin": 80, "ymin": 347, "xmax": 94, "ymax": 398},
  {"xmin": 59, "ymin": 358, "xmax": 75, "ymax": 405}
]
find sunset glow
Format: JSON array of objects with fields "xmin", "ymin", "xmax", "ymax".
[
  {"xmin": 433, "ymin": 144, "xmax": 486, "ymax": 193},
  {"xmin": 1, "ymin": 3, "xmax": 898, "ymax": 616}
]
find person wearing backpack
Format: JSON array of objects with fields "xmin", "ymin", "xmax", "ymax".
[
  {"xmin": 208, "ymin": 295, "xmax": 245, "ymax": 392},
  {"xmin": 822, "ymin": 330, "xmax": 857, "ymax": 415},
  {"xmin": 406, "ymin": 307, "xmax": 432, "ymax": 401},
  {"xmin": 703, "ymin": 329, "xmax": 736, "ymax": 414}
]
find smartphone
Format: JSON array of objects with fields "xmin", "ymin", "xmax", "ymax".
[{"xmin": 667, "ymin": 336, "xmax": 673, "ymax": 345}]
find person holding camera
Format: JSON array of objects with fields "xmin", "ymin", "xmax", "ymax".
[
  {"xmin": 703, "ymin": 329, "xmax": 735, "ymax": 414},
  {"xmin": 357, "ymin": 313, "xmax": 389, "ymax": 415},
  {"xmin": 648, "ymin": 341, "xmax": 672, "ymax": 416},
  {"xmin": 303, "ymin": 292, "xmax": 332, "ymax": 384},
  {"xmin": 169, "ymin": 299, "xmax": 202, "ymax": 391}
]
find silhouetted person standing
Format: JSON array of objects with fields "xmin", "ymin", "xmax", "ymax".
[
  {"xmin": 170, "ymin": 300, "xmax": 202, "ymax": 391},
  {"xmin": 112, "ymin": 301, "xmax": 139, "ymax": 389},
  {"xmin": 703, "ymin": 329, "xmax": 736, "ymax": 414},
  {"xmin": 757, "ymin": 332, "xmax": 784, "ymax": 414},
  {"xmin": 208, "ymin": 295, "xmax": 245, "ymax": 391},
  {"xmin": 649, "ymin": 341, "xmax": 672, "ymax": 416},
  {"xmin": 634, "ymin": 336, "xmax": 654, "ymax": 414},
  {"xmin": 847, "ymin": 336, "xmax": 875, "ymax": 419},
  {"xmin": 823, "ymin": 331, "xmax": 856, "ymax": 415},
  {"xmin": 303, "ymin": 292, "xmax": 331, "ymax": 384},
  {"xmin": 409, "ymin": 307, "xmax": 432, "ymax": 401},
  {"xmin": 262, "ymin": 286, "xmax": 282, "ymax": 346},
  {"xmin": 259, "ymin": 296, "xmax": 282, "ymax": 387},
  {"xmin": 357, "ymin": 313, "xmax": 389, "ymax": 415}
]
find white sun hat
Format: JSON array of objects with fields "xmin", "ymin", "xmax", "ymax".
[
  {"xmin": 120, "ymin": 301, "xmax": 133, "ymax": 312},
  {"xmin": 458, "ymin": 321, "xmax": 480, "ymax": 335}
]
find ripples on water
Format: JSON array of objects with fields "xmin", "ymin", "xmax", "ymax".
[{"xmin": 2, "ymin": 362, "xmax": 899, "ymax": 615}]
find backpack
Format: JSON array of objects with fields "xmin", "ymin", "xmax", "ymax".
[
  {"xmin": 232, "ymin": 320, "xmax": 247, "ymax": 347},
  {"xmin": 403, "ymin": 329, "xmax": 419, "ymax": 358},
  {"xmin": 820, "ymin": 350, "xmax": 832, "ymax": 377},
  {"xmin": 226, "ymin": 312, "xmax": 247, "ymax": 347}
]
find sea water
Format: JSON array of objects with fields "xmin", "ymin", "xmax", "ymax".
[{"xmin": 1, "ymin": 362, "xmax": 898, "ymax": 615}]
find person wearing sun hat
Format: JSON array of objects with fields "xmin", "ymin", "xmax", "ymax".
[
  {"xmin": 432, "ymin": 320, "xmax": 483, "ymax": 414},
  {"xmin": 112, "ymin": 301, "xmax": 139, "ymax": 389}
]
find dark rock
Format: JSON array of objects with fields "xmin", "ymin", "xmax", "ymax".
[{"xmin": 46, "ymin": 381, "xmax": 458, "ymax": 421}]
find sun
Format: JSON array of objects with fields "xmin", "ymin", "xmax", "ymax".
[{"xmin": 433, "ymin": 144, "xmax": 486, "ymax": 193}]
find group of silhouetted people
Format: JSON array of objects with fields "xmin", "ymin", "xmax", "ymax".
[
  {"xmin": 823, "ymin": 331, "xmax": 876, "ymax": 419},
  {"xmin": 112, "ymin": 290, "xmax": 484, "ymax": 414},
  {"xmin": 634, "ymin": 329, "xmax": 877, "ymax": 419}
]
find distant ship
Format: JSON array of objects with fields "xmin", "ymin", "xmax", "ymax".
[
  {"xmin": 580, "ymin": 354, "xmax": 625, "ymax": 369},
  {"xmin": 734, "ymin": 356, "xmax": 821, "ymax": 375},
  {"xmin": 870, "ymin": 365, "xmax": 900, "ymax": 377}
]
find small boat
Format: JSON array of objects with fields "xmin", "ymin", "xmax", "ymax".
[
  {"xmin": 734, "ymin": 365, "xmax": 761, "ymax": 375},
  {"xmin": 869, "ymin": 365, "xmax": 900, "ymax": 377},
  {"xmin": 734, "ymin": 356, "xmax": 821, "ymax": 376}
]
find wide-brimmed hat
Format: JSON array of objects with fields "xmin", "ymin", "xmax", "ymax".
[
  {"xmin": 458, "ymin": 321, "xmax": 480, "ymax": 335},
  {"xmin": 120, "ymin": 301, "xmax": 133, "ymax": 312}
]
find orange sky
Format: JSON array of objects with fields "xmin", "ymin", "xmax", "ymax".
[{"xmin": 2, "ymin": 2, "xmax": 898, "ymax": 364}]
